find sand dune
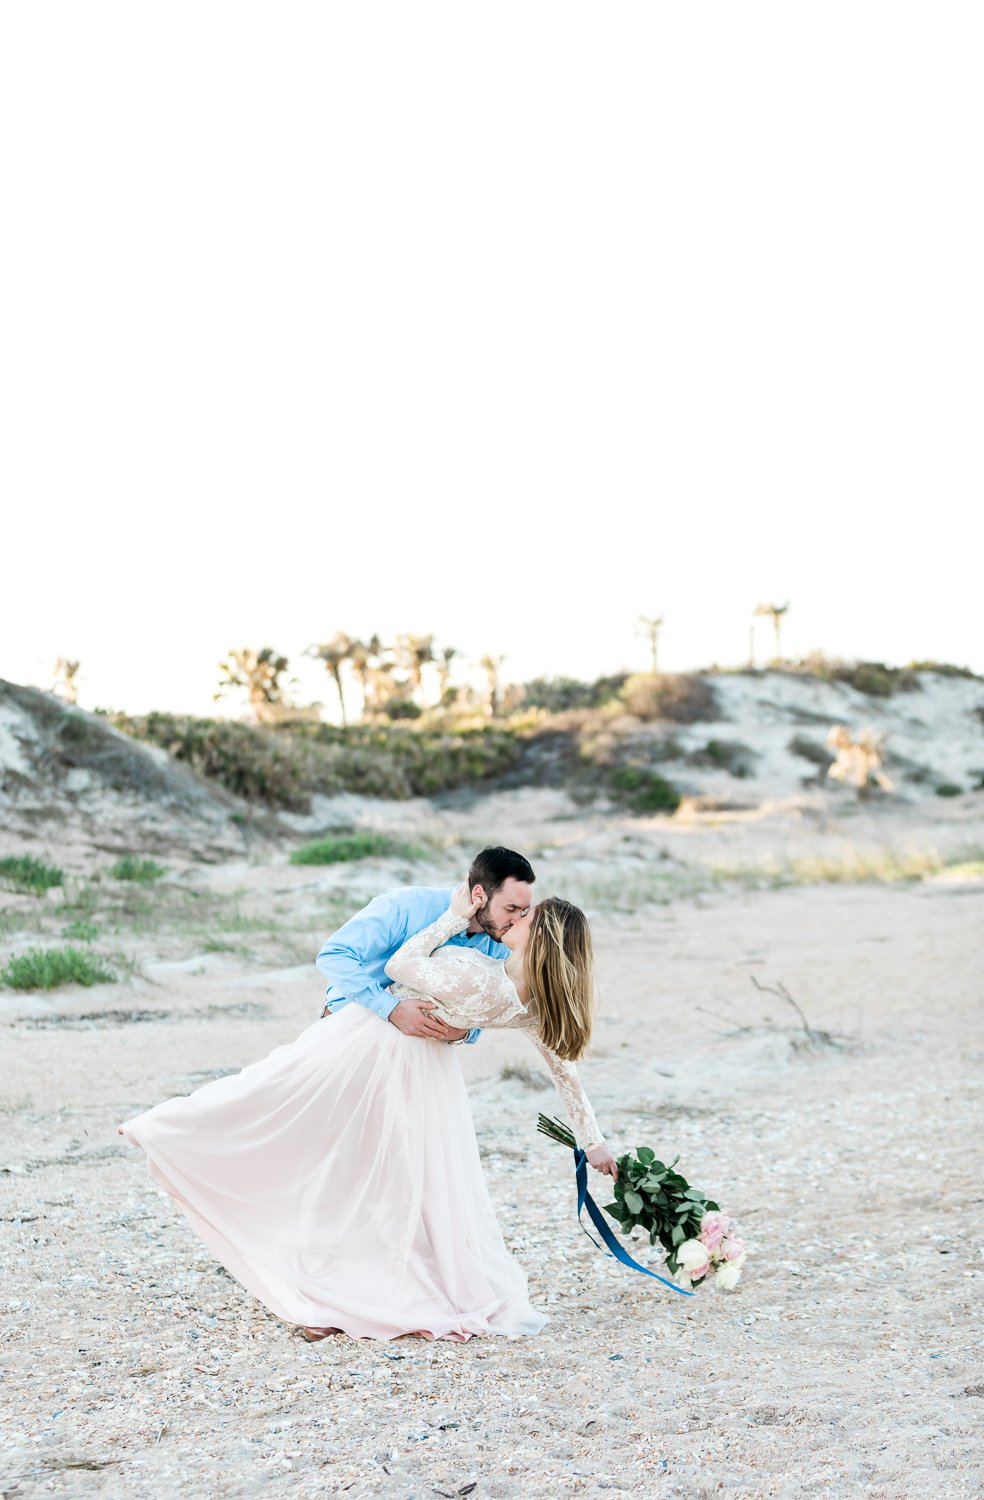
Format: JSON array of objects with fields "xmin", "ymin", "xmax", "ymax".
[{"xmin": 2, "ymin": 677, "xmax": 983, "ymax": 1497}]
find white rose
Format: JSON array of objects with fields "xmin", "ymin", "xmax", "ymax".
[
  {"xmin": 715, "ymin": 1253, "xmax": 746, "ymax": 1290},
  {"xmin": 677, "ymin": 1239, "xmax": 710, "ymax": 1270}
]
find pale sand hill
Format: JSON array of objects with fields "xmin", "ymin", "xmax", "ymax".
[{"xmin": 2, "ymin": 782, "xmax": 983, "ymax": 1499}]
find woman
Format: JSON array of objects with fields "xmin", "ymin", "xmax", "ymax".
[{"xmin": 116, "ymin": 884, "xmax": 616, "ymax": 1343}]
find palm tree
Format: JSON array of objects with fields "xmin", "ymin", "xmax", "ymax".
[
  {"xmin": 52, "ymin": 658, "xmax": 81, "ymax": 705},
  {"xmin": 637, "ymin": 615, "xmax": 664, "ymax": 674},
  {"xmin": 307, "ymin": 633, "xmax": 356, "ymax": 725},
  {"xmin": 396, "ymin": 634, "xmax": 435, "ymax": 703},
  {"xmin": 215, "ymin": 647, "xmax": 291, "ymax": 723},
  {"xmin": 753, "ymin": 601, "xmax": 790, "ymax": 661},
  {"xmin": 436, "ymin": 645, "xmax": 458, "ymax": 706},
  {"xmin": 479, "ymin": 654, "xmax": 505, "ymax": 718},
  {"xmin": 365, "ymin": 657, "xmax": 399, "ymax": 713},
  {"xmin": 346, "ymin": 636, "xmax": 381, "ymax": 718}
]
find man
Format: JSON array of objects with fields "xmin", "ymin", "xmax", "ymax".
[{"xmin": 315, "ymin": 846, "xmax": 536, "ymax": 1043}]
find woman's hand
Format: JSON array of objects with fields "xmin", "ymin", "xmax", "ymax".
[
  {"xmin": 450, "ymin": 880, "xmax": 482, "ymax": 920},
  {"xmin": 586, "ymin": 1144, "xmax": 619, "ymax": 1181}
]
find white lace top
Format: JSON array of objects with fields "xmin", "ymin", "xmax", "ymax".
[{"xmin": 384, "ymin": 906, "xmax": 604, "ymax": 1150}]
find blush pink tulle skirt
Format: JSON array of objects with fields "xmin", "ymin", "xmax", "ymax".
[{"xmin": 117, "ymin": 1005, "xmax": 547, "ymax": 1342}]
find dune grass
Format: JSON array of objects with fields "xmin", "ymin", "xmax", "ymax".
[
  {"xmin": 289, "ymin": 833, "xmax": 426, "ymax": 866},
  {"xmin": 61, "ymin": 919, "xmax": 100, "ymax": 942},
  {"xmin": 710, "ymin": 849, "xmax": 941, "ymax": 890},
  {"xmin": 569, "ymin": 845, "xmax": 984, "ymax": 913},
  {"xmin": 0, "ymin": 856, "xmax": 64, "ymax": 894},
  {"xmin": 109, "ymin": 856, "xmax": 167, "ymax": 883},
  {"xmin": 0, "ymin": 946, "xmax": 117, "ymax": 990},
  {"xmin": 942, "ymin": 858, "xmax": 984, "ymax": 877},
  {"xmin": 711, "ymin": 846, "xmax": 984, "ymax": 890}
]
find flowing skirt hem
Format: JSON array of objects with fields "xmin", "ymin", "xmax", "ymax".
[{"xmin": 116, "ymin": 1008, "xmax": 548, "ymax": 1343}]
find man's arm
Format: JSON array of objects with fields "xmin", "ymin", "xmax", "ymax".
[
  {"xmin": 315, "ymin": 892, "xmax": 408, "ymax": 1021},
  {"xmin": 315, "ymin": 891, "xmax": 465, "ymax": 1040}
]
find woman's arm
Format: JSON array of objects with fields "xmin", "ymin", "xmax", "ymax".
[
  {"xmin": 528, "ymin": 1034, "xmax": 618, "ymax": 1178},
  {"xmin": 384, "ymin": 906, "xmax": 492, "ymax": 1012}
]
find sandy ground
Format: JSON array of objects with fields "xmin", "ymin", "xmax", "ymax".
[{"xmin": 2, "ymin": 798, "xmax": 983, "ymax": 1499}]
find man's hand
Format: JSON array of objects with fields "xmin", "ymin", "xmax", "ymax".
[{"xmin": 388, "ymin": 998, "xmax": 459, "ymax": 1040}]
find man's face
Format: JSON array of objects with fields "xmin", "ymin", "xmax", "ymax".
[{"xmin": 472, "ymin": 876, "xmax": 534, "ymax": 940}]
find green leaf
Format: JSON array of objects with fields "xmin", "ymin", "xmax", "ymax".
[
  {"xmin": 636, "ymin": 1147, "xmax": 656, "ymax": 1165},
  {"xmin": 684, "ymin": 1187, "xmax": 706, "ymax": 1201},
  {"xmin": 671, "ymin": 1225, "xmax": 685, "ymax": 1246},
  {"xmin": 624, "ymin": 1190, "xmax": 644, "ymax": 1216}
]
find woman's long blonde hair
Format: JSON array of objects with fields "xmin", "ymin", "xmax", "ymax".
[{"xmin": 525, "ymin": 897, "xmax": 595, "ymax": 1061}]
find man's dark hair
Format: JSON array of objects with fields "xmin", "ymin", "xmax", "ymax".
[{"xmin": 468, "ymin": 846, "xmax": 535, "ymax": 894}]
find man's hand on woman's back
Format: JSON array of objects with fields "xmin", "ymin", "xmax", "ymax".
[{"xmin": 388, "ymin": 997, "xmax": 468, "ymax": 1042}]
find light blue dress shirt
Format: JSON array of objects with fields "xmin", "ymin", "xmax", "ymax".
[{"xmin": 314, "ymin": 886, "xmax": 510, "ymax": 1044}]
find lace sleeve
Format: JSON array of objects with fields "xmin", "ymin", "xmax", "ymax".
[
  {"xmin": 529, "ymin": 1033, "xmax": 605, "ymax": 1151},
  {"xmin": 384, "ymin": 906, "xmax": 491, "ymax": 1010}
]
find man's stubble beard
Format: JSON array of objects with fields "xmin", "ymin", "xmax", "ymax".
[{"xmin": 473, "ymin": 900, "xmax": 506, "ymax": 940}]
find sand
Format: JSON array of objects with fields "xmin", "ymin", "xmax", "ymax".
[{"xmin": 2, "ymin": 784, "xmax": 983, "ymax": 1498}]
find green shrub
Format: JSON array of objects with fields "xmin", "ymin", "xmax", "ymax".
[
  {"xmin": 843, "ymin": 661, "xmax": 921, "ymax": 697},
  {"xmin": 620, "ymin": 673, "xmax": 717, "ymax": 724},
  {"xmin": 784, "ymin": 656, "xmax": 922, "ymax": 697},
  {"xmin": 521, "ymin": 674, "xmax": 628, "ymax": 713},
  {"xmin": 906, "ymin": 661, "xmax": 981, "ymax": 680},
  {"xmin": 609, "ymin": 765, "xmax": 681, "ymax": 814},
  {"xmin": 0, "ymin": 856, "xmax": 64, "ymax": 894},
  {"xmin": 289, "ymin": 833, "xmax": 425, "ymax": 866},
  {"xmin": 61, "ymin": 920, "xmax": 100, "ymax": 942},
  {"xmin": 935, "ymin": 783, "xmax": 963, "ymax": 798},
  {"xmin": 110, "ymin": 856, "xmax": 167, "ymax": 883},
  {"xmin": 111, "ymin": 713, "xmax": 520, "ymax": 809},
  {"xmin": 0, "ymin": 947, "xmax": 117, "ymax": 990},
  {"xmin": 110, "ymin": 713, "xmax": 317, "ymax": 810},
  {"xmin": 689, "ymin": 739, "xmax": 756, "ymax": 778},
  {"xmin": 788, "ymin": 734, "xmax": 834, "ymax": 768}
]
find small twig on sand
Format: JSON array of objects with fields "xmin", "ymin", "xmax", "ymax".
[
  {"xmin": 750, "ymin": 975, "xmax": 820, "ymax": 1044},
  {"xmin": 698, "ymin": 980, "xmax": 854, "ymax": 1053},
  {"xmin": 694, "ymin": 1005, "xmax": 762, "ymax": 1038}
]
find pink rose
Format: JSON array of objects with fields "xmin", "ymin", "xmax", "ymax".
[
  {"xmin": 687, "ymin": 1261, "xmax": 711, "ymax": 1282},
  {"xmin": 699, "ymin": 1211, "xmax": 729, "ymax": 1252},
  {"xmin": 720, "ymin": 1235, "xmax": 745, "ymax": 1261}
]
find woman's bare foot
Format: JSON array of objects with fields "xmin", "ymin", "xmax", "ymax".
[{"xmin": 299, "ymin": 1326, "xmax": 341, "ymax": 1342}]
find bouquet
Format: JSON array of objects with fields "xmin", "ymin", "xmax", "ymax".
[{"xmin": 537, "ymin": 1115, "xmax": 746, "ymax": 1290}]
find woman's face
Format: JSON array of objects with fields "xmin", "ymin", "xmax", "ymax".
[{"xmin": 499, "ymin": 907, "xmax": 534, "ymax": 951}]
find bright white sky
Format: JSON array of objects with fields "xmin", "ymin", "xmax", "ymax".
[{"xmin": 2, "ymin": 3, "xmax": 982, "ymax": 718}]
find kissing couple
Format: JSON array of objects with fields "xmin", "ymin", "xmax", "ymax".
[{"xmin": 117, "ymin": 845, "xmax": 617, "ymax": 1342}]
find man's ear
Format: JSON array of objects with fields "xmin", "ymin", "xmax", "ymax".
[{"xmin": 471, "ymin": 883, "xmax": 486, "ymax": 906}]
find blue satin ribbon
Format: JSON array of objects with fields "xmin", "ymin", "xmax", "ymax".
[{"xmin": 573, "ymin": 1149, "xmax": 694, "ymax": 1296}]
